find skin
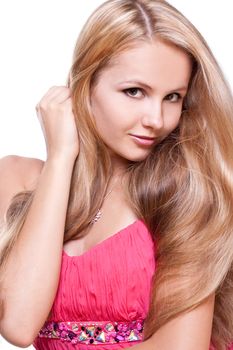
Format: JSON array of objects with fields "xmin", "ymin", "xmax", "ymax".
[{"xmin": 90, "ymin": 39, "xmax": 192, "ymax": 176}]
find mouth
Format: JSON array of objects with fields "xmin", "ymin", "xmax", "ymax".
[
  {"xmin": 129, "ymin": 134, "xmax": 156, "ymax": 146},
  {"xmin": 130, "ymin": 134, "xmax": 156, "ymax": 140}
]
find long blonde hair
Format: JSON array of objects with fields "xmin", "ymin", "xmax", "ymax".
[{"xmin": 1, "ymin": 1, "xmax": 233, "ymax": 349}]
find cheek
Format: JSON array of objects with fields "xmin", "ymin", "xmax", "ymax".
[
  {"xmin": 164, "ymin": 108, "xmax": 182, "ymax": 131},
  {"xmin": 93, "ymin": 102, "xmax": 131, "ymax": 134},
  {"xmin": 91, "ymin": 91, "xmax": 138, "ymax": 140},
  {"xmin": 92, "ymin": 105, "xmax": 122, "ymax": 140}
]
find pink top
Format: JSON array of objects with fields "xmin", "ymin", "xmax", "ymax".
[
  {"xmin": 33, "ymin": 219, "xmax": 156, "ymax": 349},
  {"xmin": 31, "ymin": 218, "xmax": 233, "ymax": 350}
]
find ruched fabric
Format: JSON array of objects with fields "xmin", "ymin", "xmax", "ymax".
[{"xmin": 33, "ymin": 219, "xmax": 156, "ymax": 349}]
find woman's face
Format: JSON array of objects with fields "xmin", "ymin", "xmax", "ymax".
[{"xmin": 90, "ymin": 40, "xmax": 192, "ymax": 167}]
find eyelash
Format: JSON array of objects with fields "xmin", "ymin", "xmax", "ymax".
[{"xmin": 123, "ymin": 87, "xmax": 182, "ymax": 102}]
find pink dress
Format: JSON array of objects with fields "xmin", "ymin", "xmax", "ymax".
[
  {"xmin": 32, "ymin": 218, "xmax": 233, "ymax": 350},
  {"xmin": 33, "ymin": 219, "xmax": 156, "ymax": 349}
]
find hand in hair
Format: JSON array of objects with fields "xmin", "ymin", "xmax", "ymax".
[{"xmin": 36, "ymin": 86, "xmax": 79, "ymax": 161}]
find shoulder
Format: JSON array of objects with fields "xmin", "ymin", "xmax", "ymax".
[
  {"xmin": 0, "ymin": 155, "xmax": 44, "ymax": 190},
  {"xmin": 22, "ymin": 155, "xmax": 44, "ymax": 190},
  {"xmin": 0, "ymin": 155, "xmax": 44, "ymax": 220}
]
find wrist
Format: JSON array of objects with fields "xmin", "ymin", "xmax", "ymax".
[{"xmin": 46, "ymin": 153, "xmax": 77, "ymax": 169}]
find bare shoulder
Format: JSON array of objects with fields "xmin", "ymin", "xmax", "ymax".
[
  {"xmin": 21, "ymin": 155, "xmax": 44, "ymax": 190},
  {"xmin": 0, "ymin": 155, "xmax": 44, "ymax": 189},
  {"xmin": 0, "ymin": 155, "xmax": 44, "ymax": 220}
]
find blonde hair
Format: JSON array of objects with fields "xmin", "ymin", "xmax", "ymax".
[{"xmin": 1, "ymin": 1, "xmax": 233, "ymax": 349}]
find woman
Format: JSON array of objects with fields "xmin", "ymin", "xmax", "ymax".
[{"xmin": 0, "ymin": 0, "xmax": 233, "ymax": 349}]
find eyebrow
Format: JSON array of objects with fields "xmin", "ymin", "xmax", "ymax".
[{"xmin": 117, "ymin": 80, "xmax": 188, "ymax": 92}]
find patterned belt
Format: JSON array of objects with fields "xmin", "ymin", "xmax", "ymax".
[{"xmin": 38, "ymin": 319, "xmax": 144, "ymax": 345}]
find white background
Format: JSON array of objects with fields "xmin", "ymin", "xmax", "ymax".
[{"xmin": 0, "ymin": 1, "xmax": 232, "ymax": 349}]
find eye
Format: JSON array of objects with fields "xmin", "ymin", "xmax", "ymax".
[
  {"xmin": 165, "ymin": 93, "xmax": 182, "ymax": 102},
  {"xmin": 123, "ymin": 87, "xmax": 144, "ymax": 98}
]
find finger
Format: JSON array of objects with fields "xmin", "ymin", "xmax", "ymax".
[
  {"xmin": 51, "ymin": 88, "xmax": 71, "ymax": 104},
  {"xmin": 36, "ymin": 86, "xmax": 59, "ymax": 109},
  {"xmin": 41, "ymin": 86, "xmax": 61, "ymax": 100},
  {"xmin": 36, "ymin": 86, "xmax": 70, "ymax": 109}
]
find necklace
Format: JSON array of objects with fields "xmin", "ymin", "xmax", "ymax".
[{"xmin": 90, "ymin": 175, "xmax": 122, "ymax": 225}]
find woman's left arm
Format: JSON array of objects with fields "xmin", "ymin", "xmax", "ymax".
[{"xmin": 127, "ymin": 292, "xmax": 215, "ymax": 350}]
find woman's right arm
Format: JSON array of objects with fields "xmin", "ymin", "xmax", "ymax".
[
  {"xmin": 0, "ymin": 87, "xmax": 79, "ymax": 347},
  {"xmin": 0, "ymin": 155, "xmax": 76, "ymax": 347}
]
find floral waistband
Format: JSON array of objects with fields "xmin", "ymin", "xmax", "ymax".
[{"xmin": 38, "ymin": 319, "xmax": 144, "ymax": 345}]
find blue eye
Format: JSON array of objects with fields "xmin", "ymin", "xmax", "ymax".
[
  {"xmin": 123, "ymin": 87, "xmax": 144, "ymax": 98},
  {"xmin": 165, "ymin": 93, "xmax": 182, "ymax": 102}
]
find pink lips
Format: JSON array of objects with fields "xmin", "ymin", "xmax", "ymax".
[
  {"xmin": 131, "ymin": 134, "xmax": 155, "ymax": 140},
  {"xmin": 130, "ymin": 134, "xmax": 156, "ymax": 146}
]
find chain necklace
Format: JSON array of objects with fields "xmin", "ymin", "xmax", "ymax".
[{"xmin": 90, "ymin": 174, "xmax": 122, "ymax": 225}]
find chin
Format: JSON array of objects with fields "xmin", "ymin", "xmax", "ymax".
[
  {"xmin": 123, "ymin": 153, "xmax": 149, "ymax": 163},
  {"xmin": 108, "ymin": 145, "xmax": 150, "ymax": 163}
]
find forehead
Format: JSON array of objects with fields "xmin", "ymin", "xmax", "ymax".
[{"xmin": 99, "ymin": 40, "xmax": 192, "ymax": 89}]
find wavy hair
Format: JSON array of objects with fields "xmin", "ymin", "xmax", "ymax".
[{"xmin": 1, "ymin": 1, "xmax": 233, "ymax": 349}]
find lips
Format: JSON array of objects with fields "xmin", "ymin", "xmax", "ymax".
[
  {"xmin": 130, "ymin": 134, "xmax": 156, "ymax": 146},
  {"xmin": 130, "ymin": 134, "xmax": 156, "ymax": 140}
]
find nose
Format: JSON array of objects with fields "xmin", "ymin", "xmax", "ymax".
[{"xmin": 141, "ymin": 100, "xmax": 164, "ymax": 130}]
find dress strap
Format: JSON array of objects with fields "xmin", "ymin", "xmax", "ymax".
[{"xmin": 38, "ymin": 319, "xmax": 144, "ymax": 345}]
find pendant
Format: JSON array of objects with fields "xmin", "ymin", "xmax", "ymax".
[{"xmin": 91, "ymin": 209, "xmax": 101, "ymax": 224}]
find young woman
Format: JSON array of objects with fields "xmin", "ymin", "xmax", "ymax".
[{"xmin": 0, "ymin": 1, "xmax": 233, "ymax": 349}]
